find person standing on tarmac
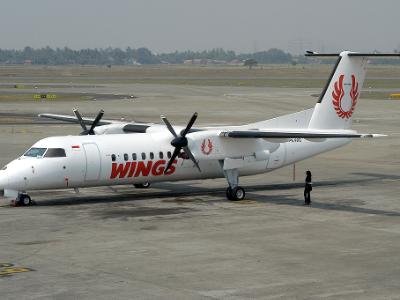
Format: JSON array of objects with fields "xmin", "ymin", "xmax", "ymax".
[{"xmin": 304, "ymin": 170, "xmax": 312, "ymax": 205}]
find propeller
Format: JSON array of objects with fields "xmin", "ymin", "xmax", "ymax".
[
  {"xmin": 161, "ymin": 112, "xmax": 201, "ymax": 174},
  {"xmin": 73, "ymin": 108, "xmax": 104, "ymax": 135}
]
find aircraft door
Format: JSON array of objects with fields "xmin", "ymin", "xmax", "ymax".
[{"xmin": 83, "ymin": 143, "xmax": 101, "ymax": 181}]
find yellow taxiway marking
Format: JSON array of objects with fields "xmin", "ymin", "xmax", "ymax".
[
  {"xmin": 381, "ymin": 179, "xmax": 400, "ymax": 182},
  {"xmin": 0, "ymin": 263, "xmax": 33, "ymax": 277}
]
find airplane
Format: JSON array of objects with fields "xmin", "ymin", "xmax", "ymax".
[{"xmin": 1, "ymin": 51, "xmax": 398, "ymax": 206}]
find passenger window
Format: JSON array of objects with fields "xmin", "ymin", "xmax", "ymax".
[
  {"xmin": 132, "ymin": 153, "xmax": 137, "ymax": 160},
  {"xmin": 159, "ymin": 152, "xmax": 164, "ymax": 159},
  {"xmin": 141, "ymin": 152, "xmax": 146, "ymax": 160},
  {"xmin": 111, "ymin": 154, "xmax": 116, "ymax": 162},
  {"xmin": 167, "ymin": 151, "xmax": 172, "ymax": 159},
  {"xmin": 124, "ymin": 153, "xmax": 129, "ymax": 161},
  {"xmin": 150, "ymin": 152, "xmax": 154, "ymax": 159},
  {"xmin": 44, "ymin": 148, "xmax": 66, "ymax": 158}
]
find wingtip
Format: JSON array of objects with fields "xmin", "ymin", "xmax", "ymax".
[{"xmin": 361, "ymin": 133, "xmax": 387, "ymax": 138}]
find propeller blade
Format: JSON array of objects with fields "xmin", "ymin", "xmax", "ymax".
[
  {"xmin": 181, "ymin": 112, "xmax": 198, "ymax": 137},
  {"xmin": 164, "ymin": 147, "xmax": 181, "ymax": 174},
  {"xmin": 183, "ymin": 146, "xmax": 201, "ymax": 172},
  {"xmin": 72, "ymin": 108, "xmax": 88, "ymax": 132},
  {"xmin": 162, "ymin": 112, "xmax": 201, "ymax": 173},
  {"xmin": 88, "ymin": 109, "xmax": 104, "ymax": 135},
  {"xmin": 161, "ymin": 115, "xmax": 178, "ymax": 138}
]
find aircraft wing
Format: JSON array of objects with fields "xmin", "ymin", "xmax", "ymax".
[
  {"xmin": 219, "ymin": 130, "xmax": 385, "ymax": 139},
  {"xmin": 38, "ymin": 113, "xmax": 117, "ymax": 126}
]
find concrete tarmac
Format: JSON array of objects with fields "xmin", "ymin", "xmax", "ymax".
[{"xmin": 0, "ymin": 83, "xmax": 400, "ymax": 299}]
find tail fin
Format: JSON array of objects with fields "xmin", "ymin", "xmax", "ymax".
[{"xmin": 308, "ymin": 51, "xmax": 368, "ymax": 130}]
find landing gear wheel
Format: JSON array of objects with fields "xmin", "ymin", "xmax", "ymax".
[
  {"xmin": 134, "ymin": 182, "xmax": 151, "ymax": 189},
  {"xmin": 18, "ymin": 194, "xmax": 32, "ymax": 206},
  {"xmin": 232, "ymin": 186, "xmax": 245, "ymax": 201},
  {"xmin": 226, "ymin": 186, "xmax": 245, "ymax": 201},
  {"xmin": 226, "ymin": 186, "xmax": 234, "ymax": 201},
  {"xmin": 226, "ymin": 187, "xmax": 233, "ymax": 200}
]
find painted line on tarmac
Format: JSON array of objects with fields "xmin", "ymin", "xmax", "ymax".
[
  {"xmin": 234, "ymin": 200, "xmax": 257, "ymax": 205},
  {"xmin": 0, "ymin": 263, "xmax": 34, "ymax": 277},
  {"xmin": 381, "ymin": 179, "xmax": 400, "ymax": 182}
]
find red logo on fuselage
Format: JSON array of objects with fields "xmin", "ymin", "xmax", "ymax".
[
  {"xmin": 332, "ymin": 74, "xmax": 359, "ymax": 119},
  {"xmin": 201, "ymin": 139, "xmax": 213, "ymax": 155},
  {"xmin": 110, "ymin": 159, "xmax": 177, "ymax": 179}
]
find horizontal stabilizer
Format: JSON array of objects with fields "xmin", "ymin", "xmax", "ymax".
[{"xmin": 305, "ymin": 51, "xmax": 400, "ymax": 57}]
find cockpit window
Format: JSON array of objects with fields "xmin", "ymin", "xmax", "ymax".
[
  {"xmin": 24, "ymin": 147, "xmax": 47, "ymax": 157},
  {"xmin": 1, "ymin": 165, "xmax": 6, "ymax": 171},
  {"xmin": 44, "ymin": 148, "xmax": 66, "ymax": 158}
]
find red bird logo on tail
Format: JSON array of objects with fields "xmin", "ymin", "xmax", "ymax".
[{"xmin": 332, "ymin": 74, "xmax": 358, "ymax": 119}]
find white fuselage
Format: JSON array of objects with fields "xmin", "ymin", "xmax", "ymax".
[{"xmin": 0, "ymin": 129, "xmax": 350, "ymax": 195}]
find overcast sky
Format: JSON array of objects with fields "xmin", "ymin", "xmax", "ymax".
[{"xmin": 1, "ymin": 0, "xmax": 399, "ymax": 54}]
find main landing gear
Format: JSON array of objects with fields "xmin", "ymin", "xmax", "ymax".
[
  {"xmin": 226, "ymin": 186, "xmax": 246, "ymax": 201},
  {"xmin": 223, "ymin": 168, "xmax": 246, "ymax": 201},
  {"xmin": 16, "ymin": 193, "xmax": 34, "ymax": 206}
]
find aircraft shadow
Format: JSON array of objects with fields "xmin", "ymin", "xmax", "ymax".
[
  {"xmin": 34, "ymin": 172, "xmax": 400, "ymax": 217},
  {"xmin": 247, "ymin": 193, "xmax": 400, "ymax": 217}
]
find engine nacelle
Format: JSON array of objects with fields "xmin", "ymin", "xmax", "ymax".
[
  {"xmin": 255, "ymin": 150, "xmax": 270, "ymax": 161},
  {"xmin": 188, "ymin": 131, "xmax": 225, "ymax": 160},
  {"xmin": 94, "ymin": 124, "xmax": 130, "ymax": 135},
  {"xmin": 188, "ymin": 131, "xmax": 269, "ymax": 161}
]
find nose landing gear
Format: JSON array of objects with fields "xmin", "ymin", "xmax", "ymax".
[{"xmin": 134, "ymin": 182, "xmax": 151, "ymax": 189}]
